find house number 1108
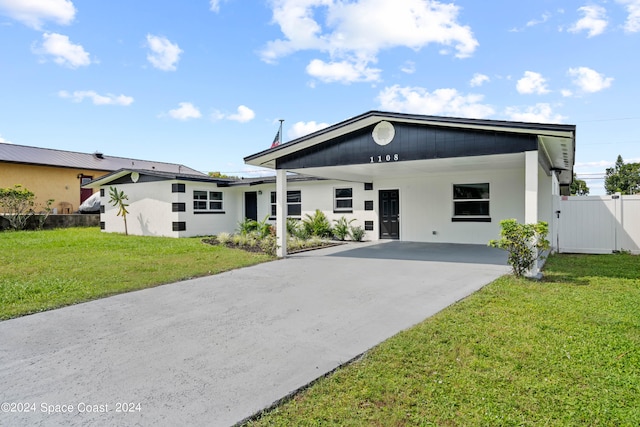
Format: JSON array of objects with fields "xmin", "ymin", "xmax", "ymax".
[{"xmin": 370, "ymin": 154, "xmax": 399, "ymax": 163}]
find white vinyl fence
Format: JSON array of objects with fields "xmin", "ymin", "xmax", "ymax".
[{"xmin": 558, "ymin": 194, "xmax": 640, "ymax": 254}]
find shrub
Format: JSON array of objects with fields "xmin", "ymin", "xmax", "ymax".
[
  {"xmin": 286, "ymin": 218, "xmax": 309, "ymax": 239},
  {"xmin": 216, "ymin": 232, "xmax": 232, "ymax": 244},
  {"xmin": 333, "ymin": 216, "xmax": 355, "ymax": 241},
  {"xmin": 349, "ymin": 225, "xmax": 366, "ymax": 242},
  {"xmin": 302, "ymin": 209, "xmax": 332, "ymax": 238},
  {"xmin": 259, "ymin": 235, "xmax": 278, "ymax": 256},
  {"xmin": 0, "ymin": 185, "xmax": 36, "ymax": 231},
  {"xmin": 237, "ymin": 215, "xmax": 272, "ymax": 238},
  {"xmin": 488, "ymin": 219, "xmax": 550, "ymax": 277}
]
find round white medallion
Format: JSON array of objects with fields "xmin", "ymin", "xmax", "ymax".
[{"xmin": 372, "ymin": 121, "xmax": 395, "ymax": 146}]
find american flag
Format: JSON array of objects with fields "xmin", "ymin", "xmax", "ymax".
[{"xmin": 270, "ymin": 129, "xmax": 280, "ymax": 148}]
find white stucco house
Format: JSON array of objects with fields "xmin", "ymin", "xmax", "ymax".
[{"xmin": 87, "ymin": 111, "xmax": 576, "ymax": 259}]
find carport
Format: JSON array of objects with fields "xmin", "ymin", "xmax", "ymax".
[{"xmin": 245, "ymin": 110, "xmax": 576, "ymax": 278}]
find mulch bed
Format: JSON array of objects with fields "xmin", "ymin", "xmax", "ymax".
[{"xmin": 202, "ymin": 237, "xmax": 344, "ymax": 255}]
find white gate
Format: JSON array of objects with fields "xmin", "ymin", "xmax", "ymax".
[{"xmin": 558, "ymin": 195, "xmax": 640, "ymax": 254}]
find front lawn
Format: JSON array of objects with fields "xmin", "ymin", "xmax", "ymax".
[
  {"xmin": 0, "ymin": 227, "xmax": 272, "ymax": 320},
  {"xmin": 247, "ymin": 253, "xmax": 640, "ymax": 426}
]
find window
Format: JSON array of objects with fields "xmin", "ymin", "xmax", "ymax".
[
  {"xmin": 172, "ymin": 202, "xmax": 186, "ymax": 212},
  {"xmin": 100, "ymin": 188, "xmax": 105, "ymax": 197},
  {"xmin": 172, "ymin": 183, "xmax": 185, "ymax": 193},
  {"xmin": 172, "ymin": 221, "xmax": 186, "ymax": 231},
  {"xmin": 193, "ymin": 191, "xmax": 223, "ymax": 212},
  {"xmin": 452, "ymin": 183, "xmax": 490, "ymax": 222},
  {"xmin": 364, "ymin": 182, "xmax": 373, "ymax": 191},
  {"xmin": 364, "ymin": 220, "xmax": 374, "ymax": 231},
  {"xmin": 270, "ymin": 190, "xmax": 302, "ymax": 218},
  {"xmin": 334, "ymin": 188, "xmax": 353, "ymax": 213},
  {"xmin": 364, "ymin": 200, "xmax": 374, "ymax": 211}
]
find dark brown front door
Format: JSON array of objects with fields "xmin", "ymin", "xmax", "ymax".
[
  {"xmin": 379, "ymin": 189, "xmax": 399, "ymax": 239},
  {"xmin": 80, "ymin": 176, "xmax": 93, "ymax": 203}
]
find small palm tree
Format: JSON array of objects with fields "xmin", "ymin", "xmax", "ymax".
[{"xmin": 108, "ymin": 186, "xmax": 129, "ymax": 235}]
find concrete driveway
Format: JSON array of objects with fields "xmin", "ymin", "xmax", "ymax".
[{"xmin": 0, "ymin": 241, "xmax": 508, "ymax": 427}]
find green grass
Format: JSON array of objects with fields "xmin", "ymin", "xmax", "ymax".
[
  {"xmin": 0, "ymin": 227, "xmax": 272, "ymax": 320},
  {"xmin": 248, "ymin": 253, "xmax": 640, "ymax": 426}
]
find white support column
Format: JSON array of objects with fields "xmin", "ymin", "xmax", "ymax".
[
  {"xmin": 276, "ymin": 169, "xmax": 287, "ymax": 258},
  {"xmin": 525, "ymin": 151, "xmax": 538, "ymax": 224},
  {"xmin": 525, "ymin": 150, "xmax": 540, "ymax": 276}
]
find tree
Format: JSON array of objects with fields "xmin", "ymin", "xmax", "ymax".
[
  {"xmin": 0, "ymin": 185, "xmax": 36, "ymax": 230},
  {"xmin": 108, "ymin": 186, "xmax": 129, "ymax": 235},
  {"xmin": 208, "ymin": 171, "xmax": 240, "ymax": 180},
  {"xmin": 570, "ymin": 173, "xmax": 589, "ymax": 196},
  {"xmin": 605, "ymin": 155, "xmax": 640, "ymax": 195}
]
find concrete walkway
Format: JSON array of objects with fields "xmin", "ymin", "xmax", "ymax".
[{"xmin": 0, "ymin": 241, "xmax": 508, "ymax": 427}]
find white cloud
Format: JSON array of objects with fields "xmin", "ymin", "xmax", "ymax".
[
  {"xmin": 58, "ymin": 90, "xmax": 134, "ymax": 106},
  {"xmin": 568, "ymin": 5, "xmax": 608, "ymax": 37},
  {"xmin": 516, "ymin": 71, "xmax": 550, "ymax": 95},
  {"xmin": 567, "ymin": 66, "xmax": 613, "ymax": 93},
  {"xmin": 617, "ymin": 0, "xmax": 640, "ymax": 32},
  {"xmin": 526, "ymin": 12, "xmax": 551, "ymax": 28},
  {"xmin": 210, "ymin": 0, "xmax": 221, "ymax": 12},
  {"xmin": 289, "ymin": 121, "xmax": 331, "ymax": 139},
  {"xmin": 226, "ymin": 105, "xmax": 255, "ymax": 123},
  {"xmin": 167, "ymin": 102, "xmax": 201, "ymax": 120},
  {"xmin": 261, "ymin": 0, "xmax": 478, "ymax": 84},
  {"xmin": 211, "ymin": 105, "xmax": 256, "ymax": 122},
  {"xmin": 377, "ymin": 85, "xmax": 495, "ymax": 119},
  {"xmin": 146, "ymin": 34, "xmax": 182, "ymax": 71},
  {"xmin": 561, "ymin": 89, "xmax": 573, "ymax": 97},
  {"xmin": 400, "ymin": 61, "xmax": 416, "ymax": 74},
  {"xmin": 504, "ymin": 103, "xmax": 566, "ymax": 123},
  {"xmin": 306, "ymin": 59, "xmax": 381, "ymax": 84},
  {"xmin": 0, "ymin": 134, "xmax": 13, "ymax": 144},
  {"xmin": 33, "ymin": 32, "xmax": 91, "ymax": 68},
  {"xmin": 0, "ymin": 0, "xmax": 75, "ymax": 30},
  {"xmin": 470, "ymin": 73, "xmax": 489, "ymax": 87}
]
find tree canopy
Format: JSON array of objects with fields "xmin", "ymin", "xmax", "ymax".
[
  {"xmin": 570, "ymin": 173, "xmax": 589, "ymax": 196},
  {"xmin": 604, "ymin": 155, "xmax": 640, "ymax": 195}
]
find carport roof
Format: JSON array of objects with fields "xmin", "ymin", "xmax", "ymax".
[{"xmin": 244, "ymin": 110, "xmax": 576, "ymax": 184}]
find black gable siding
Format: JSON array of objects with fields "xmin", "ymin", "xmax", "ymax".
[{"xmin": 277, "ymin": 122, "xmax": 538, "ymax": 169}]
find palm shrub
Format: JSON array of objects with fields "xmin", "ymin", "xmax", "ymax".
[
  {"xmin": 108, "ymin": 186, "xmax": 129, "ymax": 235},
  {"xmin": 488, "ymin": 219, "xmax": 550, "ymax": 277},
  {"xmin": 302, "ymin": 209, "xmax": 332, "ymax": 238},
  {"xmin": 333, "ymin": 216, "xmax": 355, "ymax": 241},
  {"xmin": 286, "ymin": 217, "xmax": 309, "ymax": 239}
]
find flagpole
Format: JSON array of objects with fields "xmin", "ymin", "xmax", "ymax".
[{"xmin": 279, "ymin": 119, "xmax": 284, "ymax": 145}]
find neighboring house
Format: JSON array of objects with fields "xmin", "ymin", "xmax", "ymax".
[
  {"xmin": 0, "ymin": 142, "xmax": 205, "ymax": 213},
  {"xmin": 89, "ymin": 111, "xmax": 576, "ymax": 263}
]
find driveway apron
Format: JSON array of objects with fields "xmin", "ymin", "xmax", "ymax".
[{"xmin": 0, "ymin": 241, "xmax": 508, "ymax": 426}]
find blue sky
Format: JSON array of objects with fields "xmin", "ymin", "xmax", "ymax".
[{"xmin": 1, "ymin": 0, "xmax": 639, "ymax": 194}]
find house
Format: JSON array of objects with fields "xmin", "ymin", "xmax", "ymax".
[
  {"xmin": 245, "ymin": 111, "xmax": 575, "ymax": 257},
  {"xmin": 88, "ymin": 111, "xmax": 576, "ymax": 266},
  {"xmin": 0, "ymin": 142, "xmax": 205, "ymax": 213}
]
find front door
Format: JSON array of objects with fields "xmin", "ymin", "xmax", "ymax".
[
  {"xmin": 80, "ymin": 176, "xmax": 93, "ymax": 203},
  {"xmin": 379, "ymin": 189, "xmax": 399, "ymax": 239},
  {"xmin": 245, "ymin": 192, "xmax": 258, "ymax": 221}
]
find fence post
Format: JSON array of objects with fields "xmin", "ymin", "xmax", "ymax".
[{"xmin": 613, "ymin": 192, "xmax": 622, "ymax": 252}]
